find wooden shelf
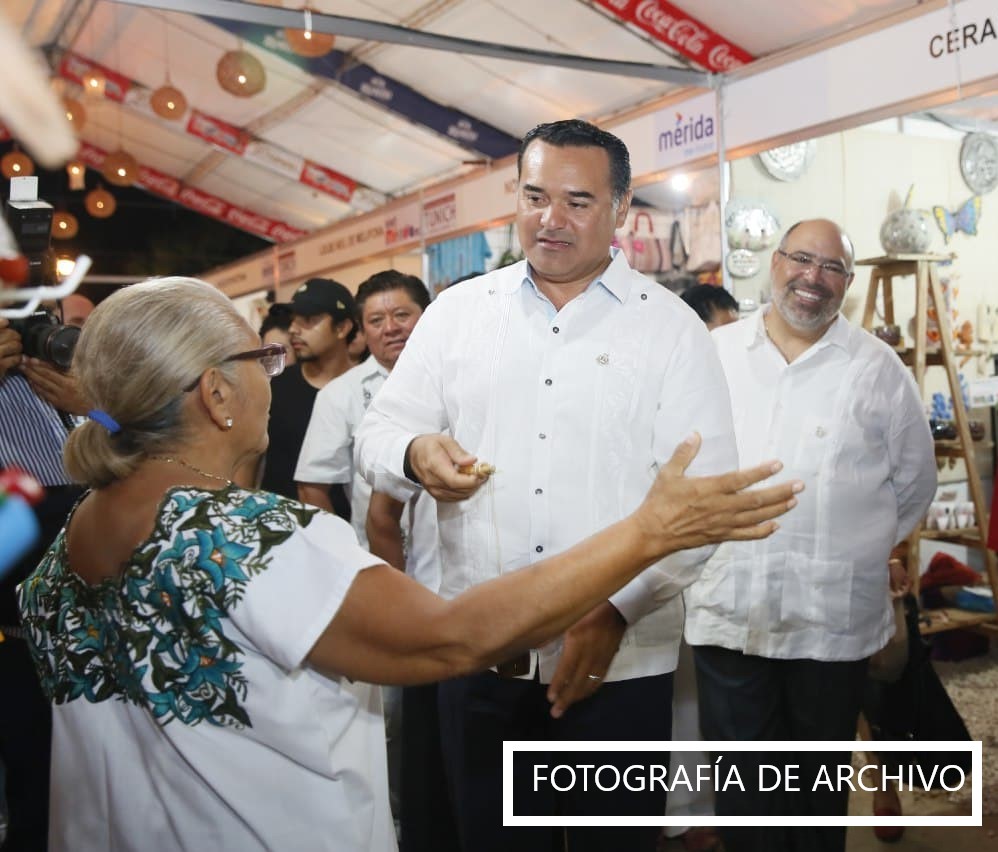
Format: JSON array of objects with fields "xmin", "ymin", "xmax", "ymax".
[
  {"xmin": 859, "ymin": 253, "xmax": 998, "ymax": 638},
  {"xmin": 934, "ymin": 440, "xmax": 992, "ymax": 457},
  {"xmin": 856, "ymin": 253, "xmax": 955, "ymax": 265},
  {"xmin": 919, "ymin": 607, "xmax": 996, "ymax": 635},
  {"xmin": 898, "ymin": 348, "xmax": 988, "ymax": 367},
  {"xmin": 919, "ymin": 528, "xmax": 986, "ymax": 548}
]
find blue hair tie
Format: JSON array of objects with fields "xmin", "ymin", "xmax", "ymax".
[{"xmin": 87, "ymin": 409, "xmax": 121, "ymax": 434}]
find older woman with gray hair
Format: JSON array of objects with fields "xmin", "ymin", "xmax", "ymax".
[{"xmin": 17, "ymin": 277, "xmax": 799, "ymax": 852}]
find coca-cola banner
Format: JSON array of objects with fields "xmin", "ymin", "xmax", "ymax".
[
  {"xmin": 76, "ymin": 142, "xmax": 307, "ymax": 243},
  {"xmin": 186, "ymin": 111, "xmax": 250, "ymax": 157},
  {"xmin": 59, "ymin": 53, "xmax": 133, "ymax": 102},
  {"xmin": 56, "ymin": 52, "xmax": 362, "ymax": 205},
  {"xmin": 593, "ymin": 0, "xmax": 753, "ymax": 72}
]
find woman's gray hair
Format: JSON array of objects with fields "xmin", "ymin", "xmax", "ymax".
[{"xmin": 64, "ymin": 277, "xmax": 250, "ymax": 488}]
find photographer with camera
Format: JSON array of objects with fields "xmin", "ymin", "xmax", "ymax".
[{"xmin": 1, "ymin": 182, "xmax": 88, "ymax": 850}]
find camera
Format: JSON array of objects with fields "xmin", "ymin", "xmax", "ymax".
[
  {"xmin": 9, "ymin": 310, "xmax": 79, "ymax": 370},
  {"xmin": 4, "ymin": 177, "xmax": 56, "ymax": 287}
]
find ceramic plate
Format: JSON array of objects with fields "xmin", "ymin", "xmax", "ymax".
[{"xmin": 960, "ymin": 132, "xmax": 998, "ymax": 194}]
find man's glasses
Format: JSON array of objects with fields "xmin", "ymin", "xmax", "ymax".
[
  {"xmin": 775, "ymin": 249, "xmax": 851, "ymax": 280},
  {"xmin": 183, "ymin": 343, "xmax": 287, "ymax": 392}
]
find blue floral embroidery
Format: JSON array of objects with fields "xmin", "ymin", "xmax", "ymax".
[{"xmin": 18, "ymin": 487, "xmax": 317, "ymax": 729}]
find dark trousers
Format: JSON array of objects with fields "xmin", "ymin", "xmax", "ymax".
[
  {"xmin": 0, "ymin": 483, "xmax": 81, "ymax": 851},
  {"xmin": 400, "ymin": 683, "xmax": 461, "ymax": 852},
  {"xmin": 692, "ymin": 645, "xmax": 869, "ymax": 852},
  {"xmin": 438, "ymin": 670, "xmax": 673, "ymax": 852}
]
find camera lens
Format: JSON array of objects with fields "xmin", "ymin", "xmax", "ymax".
[
  {"xmin": 13, "ymin": 312, "xmax": 80, "ymax": 370},
  {"xmin": 42, "ymin": 326, "xmax": 80, "ymax": 370}
]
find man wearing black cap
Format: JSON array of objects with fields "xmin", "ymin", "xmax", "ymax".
[{"xmin": 260, "ymin": 278, "xmax": 358, "ymax": 500}]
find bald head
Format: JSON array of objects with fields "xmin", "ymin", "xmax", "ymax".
[
  {"xmin": 61, "ymin": 293, "xmax": 95, "ymax": 327},
  {"xmin": 780, "ymin": 219, "xmax": 855, "ymax": 271}
]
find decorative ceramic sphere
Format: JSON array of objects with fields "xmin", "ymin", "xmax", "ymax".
[{"xmin": 879, "ymin": 207, "xmax": 933, "ymax": 254}]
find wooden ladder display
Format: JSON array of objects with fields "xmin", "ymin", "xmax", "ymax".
[{"xmin": 857, "ymin": 253, "xmax": 998, "ymax": 635}]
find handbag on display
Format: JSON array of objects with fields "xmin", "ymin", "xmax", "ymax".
[
  {"xmin": 867, "ymin": 595, "xmax": 973, "ymax": 786},
  {"xmin": 627, "ymin": 211, "xmax": 672, "ymax": 274},
  {"xmin": 659, "ymin": 220, "xmax": 698, "ymax": 292}
]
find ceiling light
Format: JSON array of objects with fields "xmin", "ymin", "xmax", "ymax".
[
  {"xmin": 102, "ymin": 149, "xmax": 138, "ymax": 187},
  {"xmin": 1, "ymin": 149, "xmax": 35, "ymax": 179},
  {"xmin": 150, "ymin": 84, "xmax": 188, "ymax": 120},
  {"xmin": 63, "ymin": 97, "xmax": 87, "ymax": 129},
  {"xmin": 81, "ymin": 67, "xmax": 107, "ymax": 98},
  {"xmin": 85, "ymin": 186, "xmax": 116, "ymax": 218},
  {"xmin": 51, "ymin": 212, "xmax": 80, "ymax": 240},
  {"xmin": 670, "ymin": 173, "xmax": 691, "ymax": 192},
  {"xmin": 56, "ymin": 257, "xmax": 77, "ymax": 279},
  {"xmin": 217, "ymin": 50, "xmax": 266, "ymax": 97},
  {"xmin": 67, "ymin": 160, "xmax": 86, "ymax": 191},
  {"xmin": 285, "ymin": 8, "xmax": 335, "ymax": 58}
]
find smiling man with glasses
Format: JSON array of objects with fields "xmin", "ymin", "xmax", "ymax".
[{"xmin": 684, "ymin": 219, "xmax": 936, "ymax": 852}]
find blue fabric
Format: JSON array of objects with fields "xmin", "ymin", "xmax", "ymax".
[
  {"xmin": 427, "ymin": 233, "xmax": 492, "ymax": 293},
  {"xmin": 0, "ymin": 373, "xmax": 71, "ymax": 486}
]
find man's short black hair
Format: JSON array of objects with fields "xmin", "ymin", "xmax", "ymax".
[
  {"xmin": 355, "ymin": 270, "xmax": 430, "ymax": 316},
  {"xmin": 518, "ymin": 119, "xmax": 631, "ymax": 206},
  {"xmin": 681, "ymin": 284, "xmax": 739, "ymax": 325}
]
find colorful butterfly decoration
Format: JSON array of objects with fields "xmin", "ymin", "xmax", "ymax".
[{"xmin": 933, "ymin": 196, "xmax": 982, "ymax": 243}]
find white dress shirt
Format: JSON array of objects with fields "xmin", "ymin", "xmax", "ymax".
[
  {"xmin": 296, "ymin": 359, "xmax": 441, "ymax": 592},
  {"xmin": 684, "ymin": 309, "xmax": 936, "ymax": 661},
  {"xmin": 297, "ymin": 360, "xmax": 387, "ymax": 548},
  {"xmin": 355, "ymin": 251, "xmax": 737, "ymax": 682}
]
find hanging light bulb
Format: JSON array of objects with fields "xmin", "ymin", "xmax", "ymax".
[
  {"xmin": 150, "ymin": 84, "xmax": 188, "ymax": 120},
  {"xmin": 1, "ymin": 149, "xmax": 35, "ymax": 179},
  {"xmin": 63, "ymin": 97, "xmax": 87, "ymax": 130},
  {"xmin": 81, "ymin": 66, "xmax": 107, "ymax": 98},
  {"xmin": 85, "ymin": 185, "xmax": 116, "ymax": 218},
  {"xmin": 66, "ymin": 160, "xmax": 86, "ymax": 191},
  {"xmin": 102, "ymin": 149, "xmax": 138, "ymax": 187},
  {"xmin": 285, "ymin": 8, "xmax": 335, "ymax": 58},
  {"xmin": 216, "ymin": 49, "xmax": 266, "ymax": 97},
  {"xmin": 51, "ymin": 211, "xmax": 80, "ymax": 240},
  {"xmin": 151, "ymin": 23, "xmax": 188, "ymax": 120}
]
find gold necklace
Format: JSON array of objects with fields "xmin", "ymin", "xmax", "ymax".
[{"xmin": 149, "ymin": 455, "xmax": 232, "ymax": 485}]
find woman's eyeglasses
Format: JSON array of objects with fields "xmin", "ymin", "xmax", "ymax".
[{"xmin": 184, "ymin": 343, "xmax": 287, "ymax": 392}]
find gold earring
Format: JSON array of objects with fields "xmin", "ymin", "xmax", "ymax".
[{"xmin": 225, "ymin": 417, "xmax": 233, "ymax": 430}]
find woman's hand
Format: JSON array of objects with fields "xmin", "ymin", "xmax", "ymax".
[{"xmin": 634, "ymin": 433, "xmax": 802, "ymax": 558}]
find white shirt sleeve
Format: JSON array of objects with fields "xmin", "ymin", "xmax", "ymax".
[
  {"xmin": 355, "ymin": 299, "xmax": 452, "ymax": 502},
  {"xmin": 887, "ymin": 365, "xmax": 937, "ymax": 542},
  {"xmin": 609, "ymin": 318, "xmax": 738, "ymax": 623},
  {"xmin": 295, "ymin": 379, "xmax": 356, "ymax": 486},
  {"xmin": 229, "ymin": 510, "xmax": 382, "ymax": 671}
]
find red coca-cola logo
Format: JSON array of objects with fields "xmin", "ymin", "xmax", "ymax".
[
  {"xmin": 178, "ymin": 188, "xmax": 227, "ymax": 218},
  {"xmin": 708, "ymin": 43, "xmax": 743, "ymax": 71},
  {"xmin": 227, "ymin": 207, "xmax": 272, "ymax": 233},
  {"xmin": 270, "ymin": 223, "xmax": 307, "ymax": 243},
  {"xmin": 634, "ymin": 0, "xmax": 675, "ymax": 34},
  {"xmin": 668, "ymin": 19, "xmax": 707, "ymax": 54},
  {"xmin": 137, "ymin": 168, "xmax": 180, "ymax": 199}
]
